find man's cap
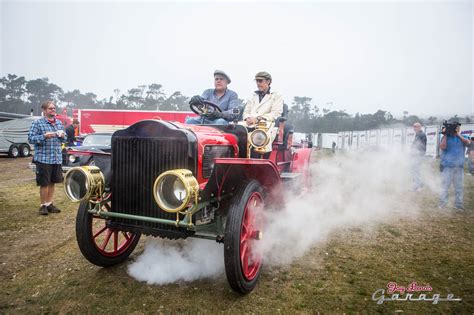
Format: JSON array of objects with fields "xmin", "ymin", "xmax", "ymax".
[
  {"xmin": 214, "ymin": 70, "xmax": 231, "ymax": 83},
  {"xmin": 255, "ymin": 71, "xmax": 272, "ymax": 81}
]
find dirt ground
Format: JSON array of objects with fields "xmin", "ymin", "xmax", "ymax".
[{"xmin": 0, "ymin": 153, "xmax": 473, "ymax": 313}]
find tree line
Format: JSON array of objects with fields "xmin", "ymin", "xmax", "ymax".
[
  {"xmin": 0, "ymin": 74, "xmax": 469, "ymax": 133},
  {"xmin": 0, "ymin": 74, "xmax": 191, "ymax": 116},
  {"xmin": 287, "ymin": 98, "xmax": 470, "ymax": 133}
]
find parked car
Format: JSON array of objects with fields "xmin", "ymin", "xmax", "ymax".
[
  {"xmin": 63, "ymin": 133, "xmax": 112, "ymax": 171},
  {"xmin": 62, "ymin": 102, "xmax": 312, "ymax": 294}
]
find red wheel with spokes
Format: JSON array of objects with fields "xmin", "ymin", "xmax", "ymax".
[
  {"xmin": 224, "ymin": 180, "xmax": 264, "ymax": 294},
  {"xmin": 76, "ymin": 200, "xmax": 141, "ymax": 267}
]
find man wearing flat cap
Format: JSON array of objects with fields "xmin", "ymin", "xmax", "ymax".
[
  {"xmin": 186, "ymin": 70, "xmax": 240, "ymax": 124},
  {"xmin": 241, "ymin": 71, "xmax": 284, "ymax": 152}
]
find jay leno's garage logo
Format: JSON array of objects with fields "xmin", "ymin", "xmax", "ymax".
[{"xmin": 372, "ymin": 282, "xmax": 462, "ymax": 305}]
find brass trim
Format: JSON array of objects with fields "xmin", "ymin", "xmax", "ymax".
[
  {"xmin": 248, "ymin": 120, "xmax": 271, "ymax": 155},
  {"xmin": 63, "ymin": 166, "xmax": 105, "ymax": 202},
  {"xmin": 153, "ymin": 169, "xmax": 199, "ymax": 213}
]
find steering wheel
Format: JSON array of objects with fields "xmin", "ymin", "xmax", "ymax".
[{"xmin": 190, "ymin": 100, "xmax": 222, "ymax": 116}]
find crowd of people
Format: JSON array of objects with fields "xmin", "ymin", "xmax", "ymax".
[{"xmin": 27, "ymin": 71, "xmax": 472, "ymax": 215}]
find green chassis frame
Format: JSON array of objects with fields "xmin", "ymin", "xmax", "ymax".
[{"xmin": 86, "ymin": 196, "xmax": 229, "ymax": 241}]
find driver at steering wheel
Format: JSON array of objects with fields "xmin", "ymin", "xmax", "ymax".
[
  {"xmin": 241, "ymin": 71, "xmax": 283, "ymax": 153},
  {"xmin": 185, "ymin": 70, "xmax": 240, "ymax": 125}
]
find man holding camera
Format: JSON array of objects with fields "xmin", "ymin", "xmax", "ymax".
[
  {"xmin": 186, "ymin": 70, "xmax": 240, "ymax": 124},
  {"xmin": 439, "ymin": 121, "xmax": 470, "ymax": 210},
  {"xmin": 28, "ymin": 101, "xmax": 67, "ymax": 215}
]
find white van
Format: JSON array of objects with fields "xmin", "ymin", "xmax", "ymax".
[{"xmin": 0, "ymin": 116, "xmax": 39, "ymax": 157}]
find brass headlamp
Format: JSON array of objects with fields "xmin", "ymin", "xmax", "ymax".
[
  {"xmin": 153, "ymin": 169, "xmax": 199, "ymax": 213},
  {"xmin": 63, "ymin": 166, "xmax": 105, "ymax": 202},
  {"xmin": 249, "ymin": 120, "xmax": 270, "ymax": 155}
]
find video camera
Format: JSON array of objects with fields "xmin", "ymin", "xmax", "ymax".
[{"xmin": 441, "ymin": 120, "xmax": 461, "ymax": 136}]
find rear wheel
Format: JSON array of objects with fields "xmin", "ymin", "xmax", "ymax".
[
  {"xmin": 19, "ymin": 144, "xmax": 30, "ymax": 157},
  {"xmin": 224, "ymin": 180, "xmax": 264, "ymax": 294},
  {"xmin": 76, "ymin": 199, "xmax": 141, "ymax": 267},
  {"xmin": 8, "ymin": 145, "xmax": 19, "ymax": 158}
]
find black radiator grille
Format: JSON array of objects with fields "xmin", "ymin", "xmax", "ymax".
[{"xmin": 111, "ymin": 137, "xmax": 194, "ymax": 235}]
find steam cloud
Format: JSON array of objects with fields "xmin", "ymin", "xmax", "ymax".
[
  {"xmin": 128, "ymin": 238, "xmax": 224, "ymax": 285},
  {"xmin": 128, "ymin": 148, "xmax": 439, "ymax": 284}
]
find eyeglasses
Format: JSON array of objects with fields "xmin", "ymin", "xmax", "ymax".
[{"xmin": 255, "ymin": 79, "xmax": 265, "ymax": 83}]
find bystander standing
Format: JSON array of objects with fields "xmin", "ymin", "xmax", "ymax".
[
  {"xmin": 410, "ymin": 122, "xmax": 427, "ymax": 191},
  {"xmin": 28, "ymin": 101, "xmax": 67, "ymax": 215},
  {"xmin": 65, "ymin": 119, "xmax": 80, "ymax": 146},
  {"xmin": 438, "ymin": 121, "xmax": 470, "ymax": 210}
]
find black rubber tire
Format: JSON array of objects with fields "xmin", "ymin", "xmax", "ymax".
[
  {"xmin": 224, "ymin": 179, "xmax": 264, "ymax": 294},
  {"xmin": 19, "ymin": 144, "xmax": 30, "ymax": 157},
  {"xmin": 8, "ymin": 145, "xmax": 19, "ymax": 158},
  {"xmin": 76, "ymin": 200, "xmax": 141, "ymax": 267}
]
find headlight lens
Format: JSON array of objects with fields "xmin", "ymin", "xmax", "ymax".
[
  {"xmin": 68, "ymin": 155, "xmax": 77, "ymax": 163},
  {"xmin": 153, "ymin": 169, "xmax": 199, "ymax": 213},
  {"xmin": 63, "ymin": 166, "xmax": 105, "ymax": 202},
  {"xmin": 162, "ymin": 176, "xmax": 187, "ymax": 205},
  {"xmin": 250, "ymin": 130, "xmax": 269, "ymax": 147},
  {"xmin": 65, "ymin": 169, "xmax": 87, "ymax": 201}
]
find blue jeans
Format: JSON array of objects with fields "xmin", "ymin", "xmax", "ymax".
[
  {"xmin": 185, "ymin": 116, "xmax": 228, "ymax": 125},
  {"xmin": 439, "ymin": 166, "xmax": 464, "ymax": 208}
]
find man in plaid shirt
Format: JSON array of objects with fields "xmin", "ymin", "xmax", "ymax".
[{"xmin": 28, "ymin": 101, "xmax": 67, "ymax": 215}]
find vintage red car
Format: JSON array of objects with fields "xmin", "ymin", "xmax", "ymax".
[{"xmin": 63, "ymin": 102, "xmax": 312, "ymax": 294}]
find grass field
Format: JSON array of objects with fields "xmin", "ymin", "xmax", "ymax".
[{"xmin": 0, "ymin": 152, "xmax": 472, "ymax": 313}]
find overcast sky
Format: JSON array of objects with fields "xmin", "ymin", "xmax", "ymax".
[{"xmin": 1, "ymin": 0, "xmax": 473, "ymax": 117}]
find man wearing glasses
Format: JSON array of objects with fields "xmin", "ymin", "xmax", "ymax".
[
  {"xmin": 186, "ymin": 70, "xmax": 240, "ymax": 124},
  {"xmin": 28, "ymin": 101, "xmax": 67, "ymax": 215},
  {"xmin": 242, "ymin": 71, "xmax": 284, "ymax": 152}
]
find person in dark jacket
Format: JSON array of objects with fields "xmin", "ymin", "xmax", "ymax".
[
  {"xmin": 410, "ymin": 122, "xmax": 427, "ymax": 191},
  {"xmin": 65, "ymin": 119, "xmax": 79, "ymax": 146}
]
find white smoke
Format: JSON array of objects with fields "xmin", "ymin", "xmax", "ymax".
[
  {"xmin": 128, "ymin": 238, "xmax": 224, "ymax": 285},
  {"xmin": 260, "ymin": 148, "xmax": 440, "ymax": 265},
  {"xmin": 128, "ymin": 148, "xmax": 440, "ymax": 284}
]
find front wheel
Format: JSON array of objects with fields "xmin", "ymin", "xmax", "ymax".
[
  {"xmin": 76, "ymin": 200, "xmax": 141, "ymax": 267},
  {"xmin": 224, "ymin": 180, "xmax": 265, "ymax": 294}
]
